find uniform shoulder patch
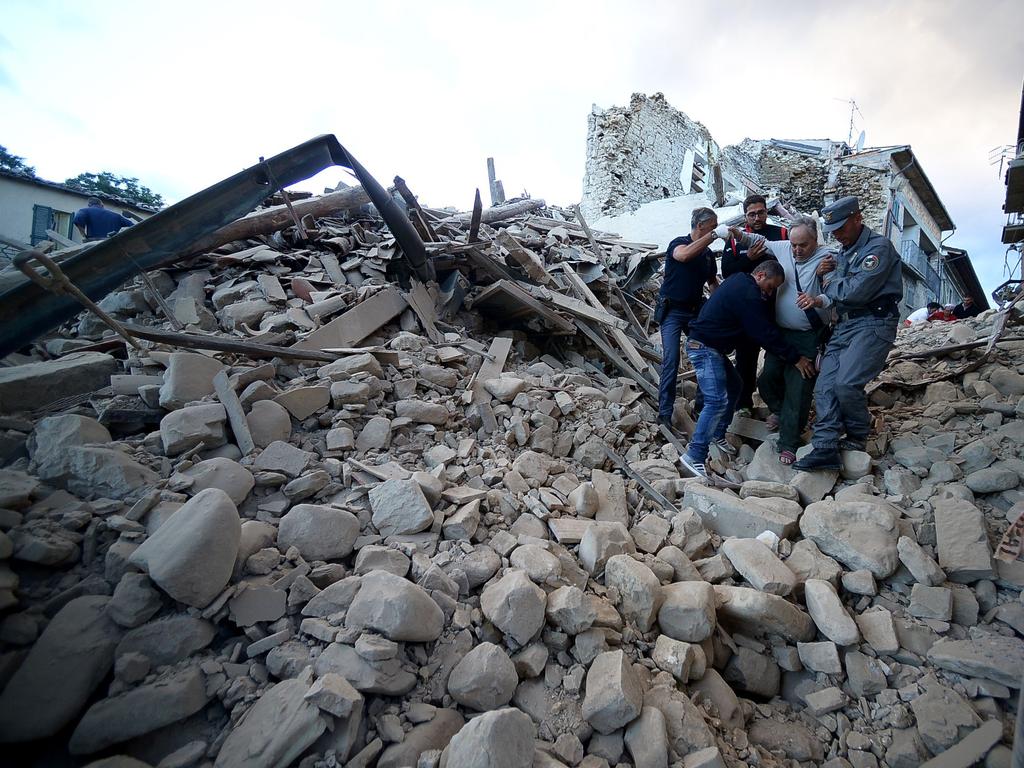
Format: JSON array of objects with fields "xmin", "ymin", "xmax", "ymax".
[{"xmin": 862, "ymin": 254, "xmax": 880, "ymax": 271}]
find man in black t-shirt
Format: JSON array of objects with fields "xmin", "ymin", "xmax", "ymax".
[
  {"xmin": 721, "ymin": 194, "xmax": 788, "ymax": 416},
  {"xmin": 657, "ymin": 206, "xmax": 720, "ymax": 429},
  {"xmin": 951, "ymin": 296, "xmax": 981, "ymax": 319}
]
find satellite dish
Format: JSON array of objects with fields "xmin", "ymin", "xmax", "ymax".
[{"xmin": 855, "ymin": 130, "xmax": 866, "ymax": 152}]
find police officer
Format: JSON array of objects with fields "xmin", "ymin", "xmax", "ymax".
[{"xmin": 792, "ymin": 196, "xmax": 902, "ymax": 471}]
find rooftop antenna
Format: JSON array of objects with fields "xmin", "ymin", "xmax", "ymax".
[{"xmin": 833, "ymin": 97, "xmax": 864, "ymax": 147}]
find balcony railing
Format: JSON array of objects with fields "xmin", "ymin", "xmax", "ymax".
[{"xmin": 900, "ymin": 240, "xmax": 942, "ymax": 298}]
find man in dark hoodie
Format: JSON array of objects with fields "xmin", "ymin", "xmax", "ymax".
[
  {"xmin": 721, "ymin": 194, "xmax": 789, "ymax": 416},
  {"xmin": 679, "ymin": 257, "xmax": 815, "ymax": 479}
]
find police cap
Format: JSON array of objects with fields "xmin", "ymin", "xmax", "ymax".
[{"xmin": 821, "ymin": 196, "xmax": 860, "ymax": 233}]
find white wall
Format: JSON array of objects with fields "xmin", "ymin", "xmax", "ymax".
[{"xmin": 0, "ymin": 176, "xmax": 152, "ymax": 246}]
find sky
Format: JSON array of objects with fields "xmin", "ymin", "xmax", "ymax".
[{"xmin": 2, "ymin": 0, "xmax": 1022, "ymax": 295}]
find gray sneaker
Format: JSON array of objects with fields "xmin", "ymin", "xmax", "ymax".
[{"xmin": 679, "ymin": 452, "xmax": 708, "ymax": 479}]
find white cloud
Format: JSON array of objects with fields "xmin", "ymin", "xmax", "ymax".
[{"xmin": 2, "ymin": 0, "xmax": 1022, "ymax": 292}]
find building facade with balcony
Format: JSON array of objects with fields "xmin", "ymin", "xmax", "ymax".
[{"xmin": 999, "ymin": 79, "xmax": 1024, "ymax": 302}]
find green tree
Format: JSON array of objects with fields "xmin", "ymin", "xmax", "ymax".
[
  {"xmin": 0, "ymin": 145, "xmax": 36, "ymax": 176},
  {"xmin": 65, "ymin": 171, "xmax": 164, "ymax": 209}
]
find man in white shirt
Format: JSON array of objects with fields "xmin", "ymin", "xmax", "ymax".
[
  {"xmin": 906, "ymin": 302, "xmax": 940, "ymax": 325},
  {"xmin": 746, "ymin": 216, "xmax": 835, "ymax": 464}
]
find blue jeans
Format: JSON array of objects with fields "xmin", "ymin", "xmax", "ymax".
[
  {"xmin": 686, "ymin": 341, "xmax": 741, "ymax": 461},
  {"xmin": 658, "ymin": 307, "xmax": 697, "ymax": 420}
]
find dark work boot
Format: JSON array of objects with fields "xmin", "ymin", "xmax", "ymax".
[
  {"xmin": 838, "ymin": 437, "xmax": 867, "ymax": 452},
  {"xmin": 793, "ymin": 448, "xmax": 841, "ymax": 472}
]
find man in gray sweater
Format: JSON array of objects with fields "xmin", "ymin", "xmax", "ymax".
[{"xmin": 745, "ymin": 216, "xmax": 835, "ymax": 464}]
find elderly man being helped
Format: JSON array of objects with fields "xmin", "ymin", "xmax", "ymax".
[{"xmin": 744, "ymin": 216, "xmax": 835, "ymax": 464}]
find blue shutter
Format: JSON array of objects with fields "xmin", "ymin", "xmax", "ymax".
[{"xmin": 31, "ymin": 205, "xmax": 53, "ymax": 246}]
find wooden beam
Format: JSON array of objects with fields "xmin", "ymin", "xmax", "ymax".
[
  {"xmin": 443, "ymin": 198, "xmax": 546, "ymax": 225},
  {"xmin": 120, "ymin": 323, "xmax": 339, "ymax": 362},
  {"xmin": 520, "ymin": 283, "xmax": 629, "ymax": 330},
  {"xmin": 472, "ymin": 280, "xmax": 576, "ymax": 335},
  {"xmin": 185, "ymin": 186, "xmax": 370, "ymax": 256},
  {"xmin": 404, "ymin": 281, "xmax": 443, "ymax": 343},
  {"xmin": 471, "ymin": 336, "xmax": 513, "ymax": 404},
  {"xmin": 575, "ymin": 320, "xmax": 658, "ymax": 399},
  {"xmin": 469, "ymin": 189, "xmax": 483, "ymax": 243},
  {"xmin": 558, "ymin": 264, "xmax": 656, "ymax": 380},
  {"xmin": 496, "ymin": 230, "xmax": 554, "ymax": 286},
  {"xmin": 214, "ymin": 370, "xmax": 255, "ymax": 455}
]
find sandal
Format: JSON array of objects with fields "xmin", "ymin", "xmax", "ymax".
[{"xmin": 778, "ymin": 450, "xmax": 796, "ymax": 465}]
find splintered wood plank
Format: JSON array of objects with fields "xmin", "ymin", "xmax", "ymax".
[
  {"xmin": 292, "ymin": 286, "xmax": 408, "ymax": 350},
  {"xmin": 214, "ymin": 370, "xmax": 255, "ymax": 455},
  {"xmin": 473, "ymin": 280, "xmax": 576, "ymax": 335},
  {"xmin": 471, "ymin": 336, "xmax": 513, "ymax": 405},
  {"xmin": 558, "ymin": 264, "xmax": 654, "ymax": 379},
  {"xmin": 404, "ymin": 281, "xmax": 443, "ymax": 343},
  {"xmin": 520, "ymin": 283, "xmax": 629, "ymax": 330},
  {"xmin": 496, "ymin": 229, "xmax": 554, "ymax": 285},
  {"xmin": 575, "ymin": 320, "xmax": 658, "ymax": 399}
]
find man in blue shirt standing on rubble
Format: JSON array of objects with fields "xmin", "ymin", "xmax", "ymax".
[{"xmin": 73, "ymin": 198, "xmax": 134, "ymax": 241}]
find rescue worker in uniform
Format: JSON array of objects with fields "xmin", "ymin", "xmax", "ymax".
[{"xmin": 792, "ymin": 196, "xmax": 902, "ymax": 471}]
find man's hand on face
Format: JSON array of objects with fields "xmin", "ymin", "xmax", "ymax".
[
  {"xmin": 815, "ymin": 255, "xmax": 837, "ymax": 276},
  {"xmin": 747, "ymin": 239, "xmax": 767, "ymax": 261},
  {"xmin": 794, "ymin": 357, "xmax": 816, "ymax": 379}
]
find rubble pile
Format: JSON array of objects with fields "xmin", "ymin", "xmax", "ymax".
[{"xmin": 0, "ymin": 185, "xmax": 1022, "ymax": 768}]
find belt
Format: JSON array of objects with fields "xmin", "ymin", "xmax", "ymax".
[
  {"xmin": 839, "ymin": 297, "xmax": 899, "ymax": 321},
  {"xmin": 661, "ymin": 296, "xmax": 703, "ymax": 314}
]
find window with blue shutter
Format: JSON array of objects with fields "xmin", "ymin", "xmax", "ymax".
[{"xmin": 30, "ymin": 205, "xmax": 53, "ymax": 246}]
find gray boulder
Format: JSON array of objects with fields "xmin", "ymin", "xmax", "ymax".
[
  {"xmin": 278, "ymin": 504, "xmax": 359, "ymax": 561},
  {"xmin": 445, "ymin": 708, "xmax": 535, "ymax": 768},
  {"xmin": 447, "ymin": 642, "xmax": 518, "ymax": 711},
  {"xmin": 369, "ymin": 478, "xmax": 434, "ymax": 537},
  {"xmin": 481, "ymin": 569, "xmax": 547, "ymax": 646},
  {"xmin": 345, "ymin": 570, "xmax": 444, "ymax": 642},
  {"xmin": 0, "ymin": 596, "xmax": 122, "ymax": 742},
  {"xmin": 800, "ymin": 498, "xmax": 900, "ymax": 578},
  {"xmin": 129, "ymin": 488, "xmax": 241, "ymax": 607},
  {"xmin": 582, "ymin": 649, "xmax": 644, "ymax": 734},
  {"xmin": 214, "ymin": 673, "xmax": 327, "ymax": 768}
]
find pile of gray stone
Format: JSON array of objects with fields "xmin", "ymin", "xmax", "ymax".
[{"xmin": 0, "ymin": 203, "xmax": 1022, "ymax": 768}]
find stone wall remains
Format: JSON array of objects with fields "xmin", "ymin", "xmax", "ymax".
[{"xmin": 580, "ymin": 93, "xmax": 720, "ymax": 220}]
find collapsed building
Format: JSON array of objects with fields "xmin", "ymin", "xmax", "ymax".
[
  {"xmin": 581, "ymin": 92, "xmax": 989, "ymax": 317},
  {"xmin": 0, "ymin": 131, "xmax": 1021, "ymax": 768}
]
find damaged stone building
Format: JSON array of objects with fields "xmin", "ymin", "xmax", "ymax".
[{"xmin": 581, "ymin": 93, "xmax": 988, "ymax": 316}]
